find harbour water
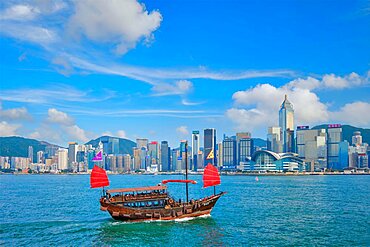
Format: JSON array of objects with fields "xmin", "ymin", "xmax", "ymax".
[{"xmin": 0, "ymin": 175, "xmax": 369, "ymax": 246}]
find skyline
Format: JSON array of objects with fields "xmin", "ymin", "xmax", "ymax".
[{"xmin": 1, "ymin": 0, "xmax": 370, "ymax": 147}]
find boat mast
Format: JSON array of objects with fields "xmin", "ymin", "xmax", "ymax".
[{"xmin": 185, "ymin": 141, "xmax": 189, "ymax": 203}]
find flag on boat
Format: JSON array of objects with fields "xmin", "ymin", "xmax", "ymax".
[
  {"xmin": 92, "ymin": 151, "xmax": 102, "ymax": 161},
  {"xmin": 203, "ymin": 163, "xmax": 220, "ymax": 188},
  {"xmin": 206, "ymin": 149, "xmax": 214, "ymax": 159},
  {"xmin": 90, "ymin": 165, "xmax": 110, "ymax": 188}
]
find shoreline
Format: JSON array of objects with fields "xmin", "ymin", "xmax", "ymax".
[{"xmin": 2, "ymin": 172, "xmax": 370, "ymax": 176}]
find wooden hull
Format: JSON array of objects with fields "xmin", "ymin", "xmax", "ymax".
[{"xmin": 100, "ymin": 192, "xmax": 225, "ymax": 222}]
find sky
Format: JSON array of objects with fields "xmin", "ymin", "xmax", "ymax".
[{"xmin": 0, "ymin": 0, "xmax": 369, "ymax": 147}]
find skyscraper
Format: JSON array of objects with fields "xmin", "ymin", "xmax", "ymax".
[
  {"xmin": 57, "ymin": 148, "xmax": 68, "ymax": 171},
  {"xmin": 148, "ymin": 141, "xmax": 159, "ymax": 165},
  {"xmin": 204, "ymin": 128, "xmax": 217, "ymax": 167},
  {"xmin": 37, "ymin": 151, "xmax": 44, "ymax": 164},
  {"xmin": 191, "ymin": 131, "xmax": 200, "ymax": 171},
  {"xmin": 28, "ymin": 146, "xmax": 33, "ymax": 163},
  {"xmin": 100, "ymin": 136, "xmax": 119, "ymax": 155},
  {"xmin": 136, "ymin": 138, "xmax": 148, "ymax": 149},
  {"xmin": 267, "ymin": 127, "xmax": 283, "ymax": 153},
  {"xmin": 160, "ymin": 141, "xmax": 171, "ymax": 171},
  {"xmin": 327, "ymin": 124, "xmax": 343, "ymax": 170},
  {"xmin": 68, "ymin": 142, "xmax": 78, "ymax": 169},
  {"xmin": 222, "ymin": 136, "xmax": 237, "ymax": 170},
  {"xmin": 279, "ymin": 95, "xmax": 294, "ymax": 152}
]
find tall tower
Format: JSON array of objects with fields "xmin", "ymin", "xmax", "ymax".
[
  {"xmin": 204, "ymin": 128, "xmax": 217, "ymax": 167},
  {"xmin": 28, "ymin": 146, "xmax": 33, "ymax": 163},
  {"xmin": 279, "ymin": 95, "xmax": 294, "ymax": 152},
  {"xmin": 191, "ymin": 131, "xmax": 200, "ymax": 171}
]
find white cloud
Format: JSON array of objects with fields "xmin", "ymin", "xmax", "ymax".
[
  {"xmin": 47, "ymin": 108, "xmax": 74, "ymax": 125},
  {"xmin": 0, "ymin": 121, "xmax": 21, "ymax": 136},
  {"xmin": 63, "ymin": 124, "xmax": 89, "ymax": 142},
  {"xmin": 0, "ymin": 4, "xmax": 40, "ymax": 21},
  {"xmin": 67, "ymin": 0, "xmax": 162, "ymax": 55},
  {"xmin": 176, "ymin": 126, "xmax": 189, "ymax": 136},
  {"xmin": 285, "ymin": 72, "xmax": 369, "ymax": 90},
  {"xmin": 330, "ymin": 101, "xmax": 370, "ymax": 126},
  {"xmin": 0, "ymin": 104, "xmax": 31, "ymax": 121},
  {"xmin": 152, "ymin": 80, "xmax": 193, "ymax": 96},
  {"xmin": 227, "ymin": 72, "xmax": 370, "ymax": 132},
  {"xmin": 0, "ymin": 84, "xmax": 115, "ymax": 104},
  {"xmin": 117, "ymin": 130, "xmax": 127, "ymax": 138}
]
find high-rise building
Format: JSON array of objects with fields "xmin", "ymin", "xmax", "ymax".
[
  {"xmin": 204, "ymin": 128, "xmax": 217, "ymax": 167},
  {"xmin": 37, "ymin": 151, "xmax": 44, "ymax": 164},
  {"xmin": 45, "ymin": 145, "xmax": 58, "ymax": 158},
  {"xmin": 132, "ymin": 147, "xmax": 141, "ymax": 171},
  {"xmin": 279, "ymin": 95, "xmax": 294, "ymax": 152},
  {"xmin": 222, "ymin": 136, "xmax": 237, "ymax": 170},
  {"xmin": 267, "ymin": 127, "xmax": 283, "ymax": 153},
  {"xmin": 57, "ymin": 148, "xmax": 68, "ymax": 171},
  {"xmin": 327, "ymin": 124, "xmax": 343, "ymax": 170},
  {"xmin": 296, "ymin": 126, "xmax": 326, "ymax": 171},
  {"xmin": 217, "ymin": 142, "xmax": 223, "ymax": 167},
  {"xmin": 28, "ymin": 146, "xmax": 33, "ymax": 163},
  {"xmin": 100, "ymin": 136, "xmax": 119, "ymax": 155},
  {"xmin": 171, "ymin": 148, "xmax": 179, "ymax": 171},
  {"xmin": 339, "ymin": 141, "xmax": 349, "ymax": 169},
  {"xmin": 352, "ymin": 131, "xmax": 363, "ymax": 146},
  {"xmin": 123, "ymin": 154, "xmax": 131, "ymax": 172},
  {"xmin": 191, "ymin": 131, "xmax": 200, "ymax": 171},
  {"xmin": 87, "ymin": 149, "xmax": 96, "ymax": 170},
  {"xmin": 160, "ymin": 141, "xmax": 171, "ymax": 172},
  {"xmin": 136, "ymin": 138, "xmax": 149, "ymax": 149},
  {"xmin": 179, "ymin": 140, "xmax": 190, "ymax": 170},
  {"xmin": 68, "ymin": 142, "xmax": 78, "ymax": 168},
  {"xmin": 148, "ymin": 141, "xmax": 159, "ymax": 165},
  {"xmin": 139, "ymin": 146, "xmax": 147, "ymax": 170}
]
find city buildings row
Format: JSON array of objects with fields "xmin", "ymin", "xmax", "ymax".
[{"xmin": 0, "ymin": 96, "xmax": 369, "ymax": 173}]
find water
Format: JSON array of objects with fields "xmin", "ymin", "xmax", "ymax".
[{"xmin": 1, "ymin": 175, "xmax": 369, "ymax": 246}]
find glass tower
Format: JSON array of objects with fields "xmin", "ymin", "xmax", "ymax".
[
  {"xmin": 279, "ymin": 95, "xmax": 294, "ymax": 152},
  {"xmin": 191, "ymin": 131, "xmax": 200, "ymax": 171},
  {"xmin": 204, "ymin": 128, "xmax": 217, "ymax": 167}
]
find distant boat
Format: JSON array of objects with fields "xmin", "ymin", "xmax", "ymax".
[{"xmin": 90, "ymin": 141, "xmax": 225, "ymax": 222}]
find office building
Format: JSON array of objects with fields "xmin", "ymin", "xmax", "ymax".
[
  {"xmin": 279, "ymin": 95, "xmax": 295, "ymax": 152},
  {"xmin": 267, "ymin": 127, "xmax": 283, "ymax": 153},
  {"xmin": 348, "ymin": 132, "xmax": 368, "ymax": 169},
  {"xmin": 57, "ymin": 148, "xmax": 68, "ymax": 171},
  {"xmin": 28, "ymin": 146, "xmax": 33, "ymax": 163},
  {"xmin": 160, "ymin": 141, "xmax": 171, "ymax": 172},
  {"xmin": 339, "ymin": 141, "xmax": 349, "ymax": 169},
  {"xmin": 136, "ymin": 138, "xmax": 149, "ymax": 149},
  {"xmin": 352, "ymin": 131, "xmax": 362, "ymax": 146},
  {"xmin": 222, "ymin": 136, "xmax": 237, "ymax": 170},
  {"xmin": 191, "ymin": 131, "xmax": 200, "ymax": 171},
  {"xmin": 37, "ymin": 151, "xmax": 44, "ymax": 164},
  {"xmin": 204, "ymin": 128, "xmax": 217, "ymax": 167},
  {"xmin": 237, "ymin": 132, "xmax": 254, "ymax": 165},
  {"xmin": 148, "ymin": 141, "xmax": 159, "ymax": 165},
  {"xmin": 100, "ymin": 136, "xmax": 119, "ymax": 155},
  {"xmin": 327, "ymin": 124, "xmax": 343, "ymax": 170},
  {"xmin": 68, "ymin": 142, "xmax": 78, "ymax": 169},
  {"xmin": 296, "ymin": 126, "xmax": 326, "ymax": 171}
]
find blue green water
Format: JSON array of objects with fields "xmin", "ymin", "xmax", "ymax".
[{"xmin": 0, "ymin": 175, "xmax": 369, "ymax": 246}]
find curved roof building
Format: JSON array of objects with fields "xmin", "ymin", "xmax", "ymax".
[{"xmin": 246, "ymin": 150, "xmax": 305, "ymax": 172}]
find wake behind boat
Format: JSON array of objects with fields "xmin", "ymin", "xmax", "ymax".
[{"xmin": 90, "ymin": 141, "xmax": 225, "ymax": 222}]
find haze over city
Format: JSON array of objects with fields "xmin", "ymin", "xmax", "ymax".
[{"xmin": 1, "ymin": 0, "xmax": 369, "ymax": 147}]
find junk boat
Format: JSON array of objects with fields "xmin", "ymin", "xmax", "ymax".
[{"xmin": 90, "ymin": 141, "xmax": 225, "ymax": 222}]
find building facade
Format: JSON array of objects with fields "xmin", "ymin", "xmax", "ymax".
[
  {"xmin": 204, "ymin": 128, "xmax": 217, "ymax": 167},
  {"xmin": 279, "ymin": 95, "xmax": 295, "ymax": 153}
]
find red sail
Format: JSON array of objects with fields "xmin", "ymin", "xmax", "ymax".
[
  {"xmin": 90, "ymin": 165, "xmax": 110, "ymax": 188},
  {"xmin": 203, "ymin": 163, "xmax": 220, "ymax": 188}
]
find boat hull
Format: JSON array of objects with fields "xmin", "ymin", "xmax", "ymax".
[{"xmin": 100, "ymin": 192, "xmax": 225, "ymax": 222}]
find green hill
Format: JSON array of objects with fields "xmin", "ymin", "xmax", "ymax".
[
  {"xmin": 312, "ymin": 124, "xmax": 370, "ymax": 144},
  {"xmin": 0, "ymin": 136, "xmax": 59, "ymax": 160},
  {"xmin": 85, "ymin": 136, "xmax": 136, "ymax": 155}
]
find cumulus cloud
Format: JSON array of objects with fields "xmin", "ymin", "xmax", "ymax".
[
  {"xmin": 0, "ymin": 104, "xmax": 31, "ymax": 120},
  {"xmin": 0, "ymin": 121, "xmax": 21, "ymax": 136},
  {"xmin": 330, "ymin": 102, "xmax": 370, "ymax": 126},
  {"xmin": 47, "ymin": 108, "xmax": 74, "ymax": 125},
  {"xmin": 176, "ymin": 126, "xmax": 189, "ymax": 136},
  {"xmin": 63, "ymin": 124, "xmax": 89, "ymax": 142},
  {"xmin": 0, "ymin": 4, "xmax": 40, "ymax": 21},
  {"xmin": 67, "ymin": 0, "xmax": 162, "ymax": 55},
  {"xmin": 227, "ymin": 72, "xmax": 370, "ymax": 132}
]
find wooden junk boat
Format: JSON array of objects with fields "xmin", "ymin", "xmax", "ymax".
[{"xmin": 90, "ymin": 141, "xmax": 225, "ymax": 222}]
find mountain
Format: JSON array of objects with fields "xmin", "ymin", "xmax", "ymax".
[
  {"xmin": 252, "ymin": 138, "xmax": 267, "ymax": 148},
  {"xmin": 312, "ymin": 124, "xmax": 370, "ymax": 144},
  {"xmin": 0, "ymin": 136, "xmax": 60, "ymax": 160},
  {"xmin": 85, "ymin": 136, "xmax": 136, "ymax": 155}
]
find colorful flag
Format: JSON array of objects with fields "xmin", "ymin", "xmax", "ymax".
[
  {"xmin": 206, "ymin": 149, "xmax": 214, "ymax": 160},
  {"xmin": 92, "ymin": 151, "xmax": 102, "ymax": 161}
]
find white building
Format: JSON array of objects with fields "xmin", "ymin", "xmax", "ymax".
[{"xmin": 57, "ymin": 148, "xmax": 69, "ymax": 170}]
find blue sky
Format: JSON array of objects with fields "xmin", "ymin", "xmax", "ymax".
[{"xmin": 0, "ymin": 0, "xmax": 369, "ymax": 147}]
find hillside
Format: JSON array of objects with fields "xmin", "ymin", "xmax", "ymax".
[
  {"xmin": 252, "ymin": 138, "xmax": 267, "ymax": 148},
  {"xmin": 0, "ymin": 136, "xmax": 59, "ymax": 160},
  {"xmin": 85, "ymin": 136, "xmax": 136, "ymax": 155},
  {"xmin": 312, "ymin": 124, "xmax": 370, "ymax": 144}
]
